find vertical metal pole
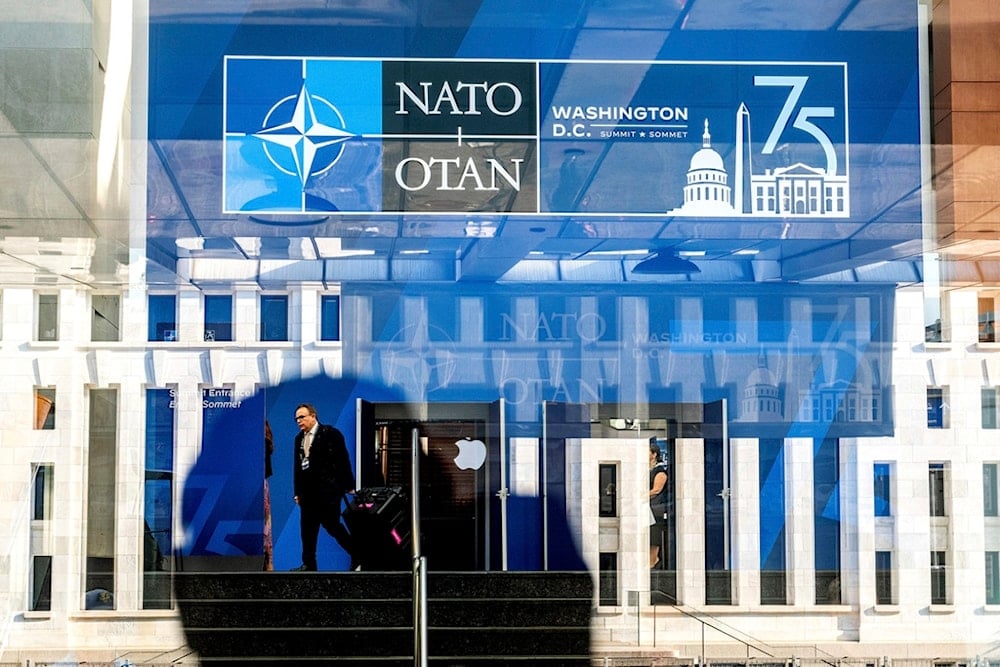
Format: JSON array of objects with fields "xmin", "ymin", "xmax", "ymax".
[
  {"xmin": 541, "ymin": 402, "xmax": 549, "ymax": 570},
  {"xmin": 411, "ymin": 428, "xmax": 427, "ymax": 667},
  {"xmin": 701, "ymin": 621, "xmax": 706, "ymax": 667},
  {"xmin": 721, "ymin": 399, "xmax": 730, "ymax": 571},
  {"xmin": 499, "ymin": 398, "xmax": 508, "ymax": 571}
]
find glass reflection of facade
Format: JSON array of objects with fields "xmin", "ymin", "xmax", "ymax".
[{"xmin": 2, "ymin": 0, "xmax": 1000, "ymax": 663}]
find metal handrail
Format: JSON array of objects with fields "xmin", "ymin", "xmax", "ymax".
[
  {"xmin": 645, "ymin": 589, "xmax": 775, "ymax": 659},
  {"xmin": 411, "ymin": 427, "xmax": 427, "ymax": 667},
  {"xmin": 632, "ymin": 588, "xmax": 838, "ymax": 665}
]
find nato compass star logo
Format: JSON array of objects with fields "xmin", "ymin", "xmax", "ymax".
[
  {"xmin": 223, "ymin": 57, "xmax": 383, "ymax": 214},
  {"xmin": 255, "ymin": 84, "xmax": 353, "ymax": 187}
]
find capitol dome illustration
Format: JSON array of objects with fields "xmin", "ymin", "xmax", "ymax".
[
  {"xmin": 741, "ymin": 352, "xmax": 784, "ymax": 422},
  {"xmin": 668, "ymin": 118, "xmax": 736, "ymax": 216}
]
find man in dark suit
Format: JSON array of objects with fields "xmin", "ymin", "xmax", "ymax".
[{"xmin": 291, "ymin": 403, "xmax": 356, "ymax": 571}]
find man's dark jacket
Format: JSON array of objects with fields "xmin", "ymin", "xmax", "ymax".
[{"xmin": 293, "ymin": 423, "xmax": 355, "ymax": 504}]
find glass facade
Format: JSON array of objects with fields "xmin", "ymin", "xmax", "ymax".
[{"xmin": 1, "ymin": 0, "xmax": 1000, "ymax": 662}]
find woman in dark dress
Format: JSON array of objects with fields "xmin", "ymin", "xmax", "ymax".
[{"xmin": 648, "ymin": 442, "xmax": 669, "ymax": 568}]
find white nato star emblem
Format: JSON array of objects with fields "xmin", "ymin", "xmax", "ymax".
[{"xmin": 254, "ymin": 83, "xmax": 354, "ymax": 187}]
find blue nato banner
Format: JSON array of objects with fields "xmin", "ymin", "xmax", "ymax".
[
  {"xmin": 222, "ymin": 58, "xmax": 853, "ymax": 218},
  {"xmin": 150, "ymin": 2, "xmax": 922, "ymax": 227}
]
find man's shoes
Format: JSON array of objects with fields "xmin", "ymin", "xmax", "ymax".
[{"xmin": 289, "ymin": 564, "xmax": 316, "ymax": 571}]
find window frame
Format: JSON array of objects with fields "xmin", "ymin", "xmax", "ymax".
[
  {"xmin": 874, "ymin": 462, "xmax": 892, "ymax": 517},
  {"xmin": 930, "ymin": 550, "xmax": 948, "ymax": 605},
  {"xmin": 147, "ymin": 294, "xmax": 178, "ymax": 342},
  {"xmin": 929, "ymin": 463, "xmax": 947, "ymax": 517},
  {"xmin": 926, "ymin": 386, "xmax": 949, "ymax": 429},
  {"xmin": 203, "ymin": 293, "xmax": 234, "ymax": 342},
  {"xmin": 875, "ymin": 550, "xmax": 894, "ymax": 605},
  {"xmin": 259, "ymin": 293, "xmax": 290, "ymax": 342},
  {"xmin": 90, "ymin": 293, "xmax": 121, "ymax": 342},
  {"xmin": 978, "ymin": 294, "xmax": 999, "ymax": 343},
  {"xmin": 36, "ymin": 292, "xmax": 59, "ymax": 342},
  {"xmin": 983, "ymin": 386, "xmax": 999, "ymax": 429},
  {"xmin": 319, "ymin": 293, "xmax": 341, "ymax": 342},
  {"xmin": 34, "ymin": 387, "xmax": 56, "ymax": 430},
  {"xmin": 984, "ymin": 463, "xmax": 999, "ymax": 517},
  {"xmin": 987, "ymin": 551, "xmax": 1000, "ymax": 605}
]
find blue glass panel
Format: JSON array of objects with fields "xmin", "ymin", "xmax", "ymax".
[
  {"xmin": 145, "ymin": 389, "xmax": 175, "ymax": 472},
  {"xmin": 759, "ymin": 439, "xmax": 785, "ymax": 571},
  {"xmin": 144, "ymin": 389, "xmax": 175, "ymax": 581},
  {"xmin": 320, "ymin": 295, "xmax": 341, "ymax": 342},
  {"xmin": 874, "ymin": 462, "xmax": 891, "ymax": 517},
  {"xmin": 813, "ymin": 438, "xmax": 840, "ymax": 569},
  {"xmin": 260, "ymin": 295, "xmax": 288, "ymax": 342},
  {"xmin": 704, "ymin": 438, "xmax": 726, "ymax": 572},
  {"xmin": 147, "ymin": 295, "xmax": 176, "ymax": 342},
  {"xmin": 204, "ymin": 295, "xmax": 233, "ymax": 342}
]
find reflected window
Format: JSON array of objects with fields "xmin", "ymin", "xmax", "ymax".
[
  {"xmin": 371, "ymin": 293, "xmax": 403, "ymax": 341},
  {"xmin": 925, "ymin": 290, "xmax": 949, "ymax": 343},
  {"xmin": 30, "ymin": 463, "xmax": 53, "ymax": 612},
  {"xmin": 984, "ymin": 463, "xmax": 999, "ymax": 517},
  {"xmin": 703, "ymin": 296, "xmax": 734, "ymax": 341},
  {"xmin": 425, "ymin": 295, "xmax": 454, "ymax": 342},
  {"xmin": 204, "ymin": 294, "xmax": 233, "ymax": 342},
  {"xmin": 37, "ymin": 293, "xmax": 58, "ymax": 341},
  {"xmin": 811, "ymin": 300, "xmax": 844, "ymax": 343},
  {"xmin": 91, "ymin": 294, "xmax": 120, "ymax": 342},
  {"xmin": 85, "ymin": 389, "xmax": 117, "ymax": 609},
  {"xmin": 875, "ymin": 551, "xmax": 893, "ymax": 605},
  {"xmin": 148, "ymin": 295, "xmax": 177, "ymax": 342},
  {"xmin": 31, "ymin": 555, "xmax": 52, "ymax": 612},
  {"xmin": 930, "ymin": 551, "xmax": 948, "ymax": 605},
  {"xmin": 759, "ymin": 439, "xmax": 786, "ymax": 605},
  {"xmin": 987, "ymin": 552, "xmax": 1000, "ymax": 605},
  {"xmin": 979, "ymin": 296, "xmax": 997, "ymax": 343},
  {"xmin": 814, "ymin": 438, "xmax": 840, "ymax": 605},
  {"xmin": 32, "ymin": 462, "xmax": 53, "ymax": 520},
  {"xmin": 485, "ymin": 296, "xmax": 513, "ymax": 342},
  {"xmin": 927, "ymin": 387, "xmax": 948, "ymax": 428},
  {"xmin": 874, "ymin": 462, "xmax": 892, "ymax": 517},
  {"xmin": 598, "ymin": 552, "xmax": 617, "ymax": 606},
  {"xmin": 320, "ymin": 294, "xmax": 341, "ymax": 342},
  {"xmin": 598, "ymin": 463, "xmax": 616, "ymax": 517},
  {"xmin": 929, "ymin": 463, "xmax": 947, "ymax": 517},
  {"xmin": 260, "ymin": 294, "xmax": 289, "ymax": 342},
  {"xmin": 144, "ymin": 388, "xmax": 175, "ymax": 609},
  {"xmin": 758, "ymin": 296, "xmax": 785, "ymax": 342},
  {"xmin": 34, "ymin": 387, "xmax": 55, "ymax": 430},
  {"xmin": 983, "ymin": 387, "xmax": 999, "ymax": 429}
]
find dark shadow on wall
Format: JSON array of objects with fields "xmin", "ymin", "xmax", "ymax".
[{"xmin": 176, "ymin": 374, "xmax": 592, "ymax": 664}]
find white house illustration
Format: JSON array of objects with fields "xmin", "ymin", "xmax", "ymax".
[{"xmin": 669, "ymin": 103, "xmax": 849, "ymax": 217}]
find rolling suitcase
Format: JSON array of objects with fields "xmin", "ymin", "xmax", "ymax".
[{"xmin": 345, "ymin": 486, "xmax": 412, "ymax": 570}]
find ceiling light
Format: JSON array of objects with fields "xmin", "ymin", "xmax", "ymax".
[
  {"xmin": 632, "ymin": 249, "xmax": 701, "ymax": 274},
  {"xmin": 588, "ymin": 249, "xmax": 651, "ymax": 256}
]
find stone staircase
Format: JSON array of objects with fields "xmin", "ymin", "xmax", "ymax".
[{"xmin": 174, "ymin": 570, "xmax": 593, "ymax": 665}]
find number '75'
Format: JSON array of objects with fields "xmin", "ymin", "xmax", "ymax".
[{"xmin": 754, "ymin": 75, "xmax": 838, "ymax": 176}]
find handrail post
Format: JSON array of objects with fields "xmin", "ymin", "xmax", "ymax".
[{"xmin": 411, "ymin": 427, "xmax": 428, "ymax": 667}]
